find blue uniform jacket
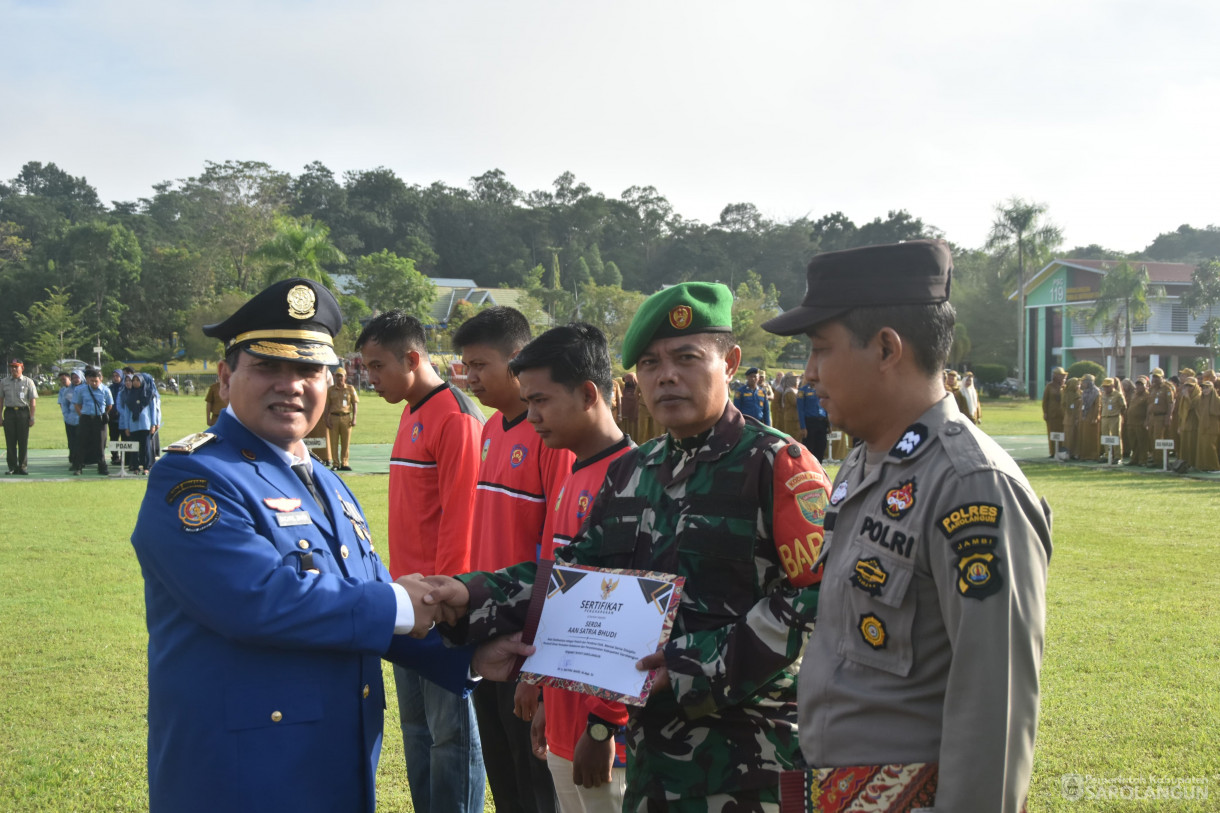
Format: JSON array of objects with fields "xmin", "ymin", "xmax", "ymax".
[
  {"xmin": 733, "ymin": 385, "xmax": 771, "ymax": 425},
  {"xmin": 131, "ymin": 411, "xmax": 473, "ymax": 813},
  {"xmin": 796, "ymin": 384, "xmax": 827, "ymax": 429}
]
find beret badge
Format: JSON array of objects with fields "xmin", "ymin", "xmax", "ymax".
[{"xmin": 668, "ymin": 305, "xmax": 693, "ymax": 330}]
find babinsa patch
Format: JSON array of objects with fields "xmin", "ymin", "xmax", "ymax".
[
  {"xmin": 850, "ymin": 557, "xmax": 888, "ymax": 596},
  {"xmin": 952, "ymin": 535, "xmax": 1003, "ymax": 599},
  {"xmin": 883, "ymin": 478, "xmax": 917, "ymax": 519},
  {"xmin": 179, "ymin": 493, "xmax": 219, "ymax": 532},
  {"xmin": 859, "ymin": 613, "xmax": 887, "ymax": 649},
  {"xmin": 937, "ymin": 502, "xmax": 1002, "ymax": 537}
]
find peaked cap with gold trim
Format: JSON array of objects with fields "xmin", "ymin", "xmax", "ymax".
[
  {"xmin": 203, "ymin": 277, "xmax": 341, "ymax": 365},
  {"xmin": 621, "ymin": 282, "xmax": 734, "ymax": 369}
]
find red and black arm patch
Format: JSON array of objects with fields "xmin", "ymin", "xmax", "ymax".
[{"xmin": 772, "ymin": 443, "xmax": 830, "ymax": 588}]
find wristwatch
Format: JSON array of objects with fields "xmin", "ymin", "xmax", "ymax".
[{"xmin": 586, "ymin": 714, "xmax": 614, "ymax": 743}]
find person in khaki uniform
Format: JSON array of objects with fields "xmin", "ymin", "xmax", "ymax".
[
  {"xmin": 204, "ymin": 379, "xmax": 228, "ymax": 426},
  {"xmin": 1169, "ymin": 368, "xmax": 1194, "ymax": 458},
  {"xmin": 827, "ymin": 423, "xmax": 851, "ymax": 462},
  {"xmin": 1195, "ymin": 378, "xmax": 1220, "ymax": 472},
  {"xmin": 944, "ymin": 370, "xmax": 971, "ymax": 419},
  {"xmin": 778, "ymin": 373, "xmax": 803, "ymax": 439},
  {"xmin": 1120, "ymin": 377, "xmax": 1136, "ymax": 457},
  {"xmin": 325, "ymin": 367, "xmax": 359, "ymax": 471},
  {"xmin": 763, "ymin": 239, "xmax": 1051, "ymax": 812},
  {"xmin": 1176, "ymin": 376, "xmax": 1201, "ymax": 470},
  {"xmin": 618, "ymin": 372, "xmax": 640, "ymax": 441},
  {"xmin": 1077, "ymin": 375, "xmax": 1101, "ymax": 460},
  {"xmin": 1041, "ymin": 367, "xmax": 1066, "ymax": 457},
  {"xmin": 1061, "ymin": 377, "xmax": 1080, "ymax": 459},
  {"xmin": 1098, "ymin": 377, "xmax": 1126, "ymax": 462},
  {"xmin": 1126, "ymin": 377, "xmax": 1152, "ymax": 466},
  {"xmin": 1146, "ymin": 368, "xmax": 1174, "ymax": 453}
]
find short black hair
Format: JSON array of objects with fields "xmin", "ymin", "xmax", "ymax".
[
  {"xmin": 838, "ymin": 301, "xmax": 956, "ymax": 376},
  {"xmin": 509, "ymin": 322, "xmax": 614, "ymax": 402},
  {"xmin": 356, "ymin": 310, "xmax": 428, "ymax": 359},
  {"xmin": 452, "ymin": 307, "xmax": 532, "ymax": 357}
]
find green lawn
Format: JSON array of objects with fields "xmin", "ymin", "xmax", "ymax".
[{"xmin": 3, "ymin": 398, "xmax": 1218, "ymax": 811}]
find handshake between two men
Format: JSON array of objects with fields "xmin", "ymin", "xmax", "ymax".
[{"xmin": 395, "ymin": 573, "xmax": 534, "ymax": 682}]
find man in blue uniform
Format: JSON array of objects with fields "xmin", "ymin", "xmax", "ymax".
[
  {"xmin": 796, "ymin": 380, "xmax": 829, "ymax": 461},
  {"xmin": 130, "ymin": 278, "xmax": 533, "ymax": 813},
  {"xmin": 733, "ymin": 366, "xmax": 772, "ymax": 425}
]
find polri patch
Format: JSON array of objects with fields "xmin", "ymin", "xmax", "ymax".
[
  {"xmin": 937, "ymin": 503, "xmax": 1002, "ymax": 537},
  {"xmin": 859, "ymin": 613, "xmax": 887, "ymax": 649},
  {"xmin": 166, "ymin": 478, "xmax": 209, "ymax": 504},
  {"xmin": 882, "ymin": 478, "xmax": 917, "ymax": 519},
  {"xmin": 179, "ymin": 494, "xmax": 219, "ymax": 533},
  {"xmin": 889, "ymin": 423, "xmax": 928, "ymax": 458},
  {"xmin": 850, "ymin": 557, "xmax": 888, "ymax": 597},
  {"xmin": 952, "ymin": 535, "xmax": 1003, "ymax": 599}
]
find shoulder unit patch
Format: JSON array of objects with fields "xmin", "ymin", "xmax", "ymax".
[
  {"xmin": 952, "ymin": 535, "xmax": 1003, "ymax": 599},
  {"xmin": 937, "ymin": 502, "xmax": 1002, "ymax": 537}
]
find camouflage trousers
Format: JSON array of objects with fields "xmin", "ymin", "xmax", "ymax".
[{"xmin": 630, "ymin": 789, "xmax": 779, "ymax": 813}]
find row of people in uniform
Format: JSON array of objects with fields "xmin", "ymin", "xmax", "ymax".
[
  {"xmin": 56, "ymin": 366, "xmax": 162, "ymax": 475},
  {"xmin": 130, "ymin": 240, "xmax": 1049, "ymax": 813},
  {"xmin": 1043, "ymin": 366, "xmax": 1220, "ymax": 471}
]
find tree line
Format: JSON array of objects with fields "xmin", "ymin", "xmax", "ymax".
[{"xmin": 2, "ymin": 159, "xmax": 1218, "ymax": 374}]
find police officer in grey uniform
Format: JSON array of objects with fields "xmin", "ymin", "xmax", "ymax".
[{"xmin": 763, "ymin": 240, "xmax": 1051, "ymax": 812}]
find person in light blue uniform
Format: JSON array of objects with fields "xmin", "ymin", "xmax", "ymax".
[
  {"xmin": 119, "ymin": 372, "xmax": 161, "ymax": 473},
  {"xmin": 73, "ymin": 367, "xmax": 114, "ymax": 475},
  {"xmin": 58, "ymin": 371, "xmax": 82, "ymax": 472},
  {"xmin": 130, "ymin": 277, "xmax": 533, "ymax": 813},
  {"xmin": 733, "ymin": 366, "xmax": 772, "ymax": 425},
  {"xmin": 796, "ymin": 380, "xmax": 829, "ymax": 461}
]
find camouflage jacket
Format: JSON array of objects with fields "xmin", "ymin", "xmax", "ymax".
[{"xmin": 461, "ymin": 404, "xmax": 829, "ymax": 802}]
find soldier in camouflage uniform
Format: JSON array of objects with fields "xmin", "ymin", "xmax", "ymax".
[{"xmin": 425, "ymin": 283, "xmax": 830, "ymax": 813}]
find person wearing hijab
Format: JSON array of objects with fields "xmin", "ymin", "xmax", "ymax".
[
  {"xmin": 1077, "ymin": 374, "xmax": 1101, "ymax": 461},
  {"xmin": 122, "ymin": 372, "xmax": 162, "ymax": 474},
  {"xmin": 58, "ymin": 371, "xmax": 82, "ymax": 473}
]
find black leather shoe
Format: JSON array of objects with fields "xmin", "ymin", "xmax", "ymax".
[
  {"xmin": 98, "ymin": 467, "xmax": 110, "ymax": 476},
  {"xmin": 339, "ymin": 465, "xmax": 353, "ymax": 471},
  {"xmin": 15, "ymin": 469, "xmax": 29, "ymax": 476}
]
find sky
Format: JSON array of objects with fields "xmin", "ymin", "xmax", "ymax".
[{"xmin": 2, "ymin": 0, "xmax": 1218, "ymax": 254}]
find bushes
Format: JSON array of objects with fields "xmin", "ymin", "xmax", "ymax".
[
  {"xmin": 140, "ymin": 365, "xmax": 163, "ymax": 380},
  {"xmin": 971, "ymin": 363, "xmax": 1009, "ymax": 385},
  {"xmin": 1068, "ymin": 360, "xmax": 1105, "ymax": 380}
]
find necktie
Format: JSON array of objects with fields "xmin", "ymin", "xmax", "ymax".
[{"xmin": 291, "ymin": 463, "xmax": 329, "ymax": 518}]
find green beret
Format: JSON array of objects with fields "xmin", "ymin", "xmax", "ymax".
[{"xmin": 621, "ymin": 282, "xmax": 734, "ymax": 368}]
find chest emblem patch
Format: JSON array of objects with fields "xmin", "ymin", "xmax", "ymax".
[
  {"xmin": 510, "ymin": 443, "xmax": 528, "ymax": 468},
  {"xmin": 482, "ymin": 438, "xmax": 491, "ymax": 461},
  {"xmin": 179, "ymin": 494, "xmax": 219, "ymax": 532},
  {"xmin": 883, "ymin": 478, "xmax": 917, "ymax": 519},
  {"xmin": 576, "ymin": 489, "xmax": 593, "ymax": 520},
  {"xmin": 830, "ymin": 481, "xmax": 849, "ymax": 505},
  {"xmin": 850, "ymin": 557, "xmax": 889, "ymax": 596},
  {"xmin": 859, "ymin": 613, "xmax": 887, "ymax": 649},
  {"xmin": 411, "ymin": 422, "xmax": 422, "ymax": 443}
]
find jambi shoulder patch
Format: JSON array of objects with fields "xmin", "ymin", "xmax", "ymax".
[{"xmin": 952, "ymin": 535, "xmax": 1003, "ymax": 599}]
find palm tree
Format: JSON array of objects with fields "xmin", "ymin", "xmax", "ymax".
[
  {"xmin": 1086, "ymin": 262, "xmax": 1163, "ymax": 378},
  {"xmin": 986, "ymin": 198, "xmax": 1062, "ymax": 395},
  {"xmin": 254, "ymin": 215, "xmax": 346, "ymax": 286}
]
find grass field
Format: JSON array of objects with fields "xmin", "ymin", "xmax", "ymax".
[{"xmin": 3, "ymin": 396, "xmax": 1217, "ymax": 811}]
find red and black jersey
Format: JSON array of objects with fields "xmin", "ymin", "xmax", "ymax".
[
  {"xmin": 470, "ymin": 411, "xmax": 574, "ymax": 573},
  {"xmin": 540, "ymin": 435, "xmax": 634, "ymax": 764},
  {"xmin": 388, "ymin": 382, "xmax": 484, "ymax": 578}
]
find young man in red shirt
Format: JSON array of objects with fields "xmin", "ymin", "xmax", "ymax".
[
  {"xmin": 454, "ymin": 306, "xmax": 572, "ymax": 813},
  {"xmin": 357, "ymin": 311, "xmax": 487, "ymax": 813},
  {"xmin": 511, "ymin": 323, "xmax": 633, "ymax": 813}
]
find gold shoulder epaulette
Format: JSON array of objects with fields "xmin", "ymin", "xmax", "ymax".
[{"xmin": 166, "ymin": 432, "xmax": 218, "ymax": 454}]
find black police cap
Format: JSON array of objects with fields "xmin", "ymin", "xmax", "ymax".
[
  {"xmin": 203, "ymin": 278, "xmax": 341, "ymax": 366},
  {"xmin": 763, "ymin": 239, "xmax": 953, "ymax": 336}
]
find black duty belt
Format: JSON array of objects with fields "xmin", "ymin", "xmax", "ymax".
[{"xmin": 4, "ymin": 406, "xmax": 30, "ymax": 411}]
